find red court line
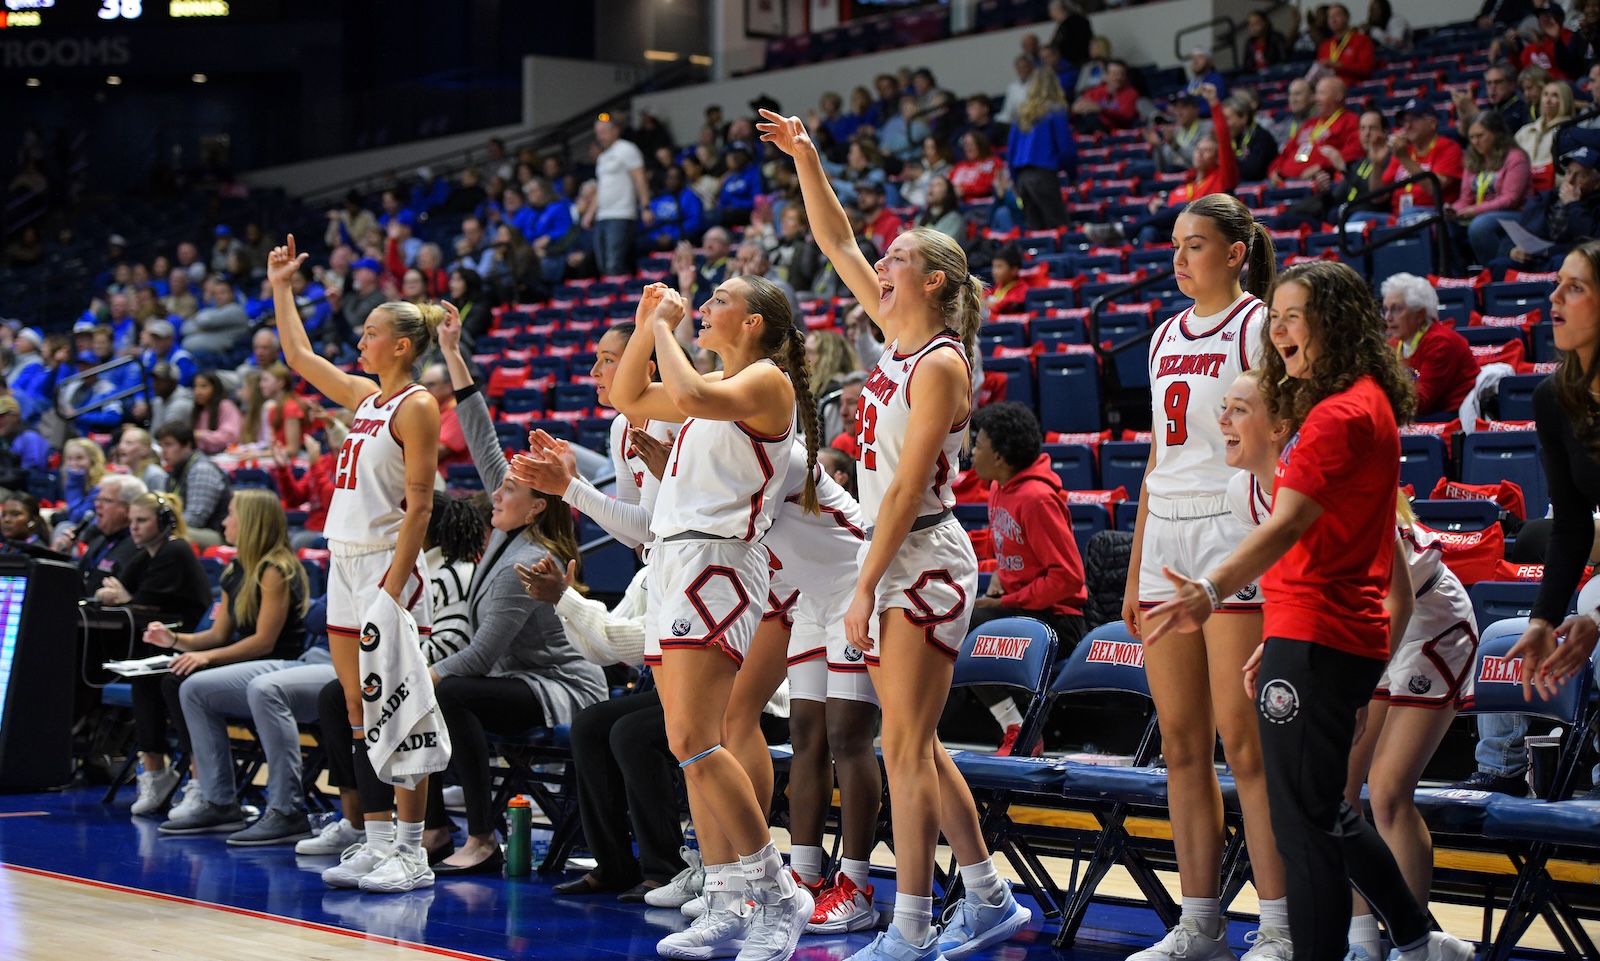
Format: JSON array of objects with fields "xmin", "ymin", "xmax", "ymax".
[
  {"xmin": 0, "ymin": 811, "xmax": 48, "ymax": 818},
  {"xmin": 1, "ymin": 863, "xmax": 497, "ymax": 960}
]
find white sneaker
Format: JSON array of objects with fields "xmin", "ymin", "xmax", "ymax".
[
  {"xmin": 1241, "ymin": 927, "xmax": 1294, "ymax": 961},
  {"xmin": 1128, "ymin": 916, "xmax": 1237, "ymax": 961},
  {"xmin": 647, "ymin": 847, "xmax": 706, "ymax": 908},
  {"xmin": 297, "ymin": 818, "xmax": 366, "ymax": 856},
  {"xmin": 682, "ymin": 894, "xmax": 708, "ymax": 918},
  {"xmin": 1390, "ymin": 932, "xmax": 1475, "ymax": 961},
  {"xmin": 358, "ymin": 842, "xmax": 435, "ymax": 894},
  {"xmin": 130, "ymin": 767, "xmax": 181, "ymax": 817},
  {"xmin": 657, "ymin": 902, "xmax": 750, "ymax": 960},
  {"xmin": 322, "ymin": 842, "xmax": 388, "ymax": 888},
  {"xmin": 737, "ymin": 875, "xmax": 813, "ymax": 961},
  {"xmin": 806, "ymin": 872, "xmax": 877, "ymax": 934},
  {"xmin": 165, "ymin": 781, "xmax": 203, "ymax": 822},
  {"xmin": 441, "ymin": 784, "xmax": 465, "ymax": 809}
]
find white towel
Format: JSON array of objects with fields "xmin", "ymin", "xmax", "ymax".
[
  {"xmin": 1457, "ymin": 362, "xmax": 1517, "ymax": 431},
  {"xmin": 358, "ymin": 591, "xmax": 451, "ymax": 788}
]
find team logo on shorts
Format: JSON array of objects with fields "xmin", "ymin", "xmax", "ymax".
[
  {"xmin": 671, "ymin": 618, "xmax": 692, "ymax": 637},
  {"xmin": 360, "ymin": 622, "xmax": 381, "ymax": 652},
  {"xmin": 843, "ymin": 645, "xmax": 864, "ymax": 662},
  {"xmin": 1234, "ymin": 584, "xmax": 1258, "ymax": 602},
  {"xmin": 1259, "ymin": 679, "xmax": 1299, "ymax": 724},
  {"xmin": 361, "ymin": 672, "xmax": 383, "ymax": 702},
  {"xmin": 1408, "ymin": 674, "xmax": 1433, "ymax": 695}
]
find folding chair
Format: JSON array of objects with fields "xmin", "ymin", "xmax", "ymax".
[
  {"xmin": 1465, "ymin": 618, "xmax": 1600, "ymax": 961},
  {"xmin": 486, "ymin": 724, "xmax": 582, "ymax": 873}
]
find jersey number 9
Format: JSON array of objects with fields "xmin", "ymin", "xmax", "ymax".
[{"xmin": 1163, "ymin": 382, "xmax": 1190, "ymax": 446}]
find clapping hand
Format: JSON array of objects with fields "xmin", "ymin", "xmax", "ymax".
[
  {"xmin": 516, "ymin": 554, "xmax": 577, "ymax": 605},
  {"xmin": 650, "ymin": 288, "xmax": 687, "ymax": 331},
  {"xmin": 635, "ymin": 282, "xmax": 668, "ymax": 326},
  {"xmin": 629, "ymin": 427, "xmax": 673, "ymax": 481}
]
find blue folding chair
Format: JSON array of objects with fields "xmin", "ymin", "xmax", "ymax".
[
  {"xmin": 1399, "ymin": 433, "xmax": 1447, "ymax": 494},
  {"xmin": 1462, "ymin": 430, "xmax": 1547, "ymax": 518},
  {"xmin": 1100, "ymin": 441, "xmax": 1151, "ymax": 499},
  {"xmin": 1042, "ymin": 442, "xmax": 1095, "ymax": 491},
  {"xmin": 1038, "ymin": 354, "xmax": 1101, "ymax": 432}
]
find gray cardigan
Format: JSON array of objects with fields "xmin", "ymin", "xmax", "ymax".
[{"xmin": 430, "ymin": 390, "xmax": 607, "ymax": 725}]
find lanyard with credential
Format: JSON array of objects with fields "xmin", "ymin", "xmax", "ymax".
[
  {"xmin": 1296, "ymin": 109, "xmax": 1345, "ymax": 162},
  {"xmin": 1328, "ymin": 29, "xmax": 1353, "ymax": 62},
  {"xmin": 1347, "ymin": 158, "xmax": 1375, "ymax": 202},
  {"xmin": 1475, "ymin": 170, "xmax": 1494, "ymax": 204}
]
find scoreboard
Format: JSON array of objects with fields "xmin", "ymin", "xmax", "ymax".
[{"xmin": 0, "ymin": 0, "xmax": 279, "ymax": 28}]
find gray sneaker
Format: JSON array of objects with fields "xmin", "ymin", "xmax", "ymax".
[
  {"xmin": 296, "ymin": 817, "xmax": 365, "ymax": 856},
  {"xmin": 227, "ymin": 808, "xmax": 313, "ymax": 847},
  {"xmin": 158, "ymin": 800, "xmax": 247, "ymax": 835}
]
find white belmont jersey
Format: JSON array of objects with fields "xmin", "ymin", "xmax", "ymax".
[
  {"xmin": 1226, "ymin": 469, "xmax": 1273, "ymax": 530},
  {"xmin": 609, "ymin": 414, "xmax": 677, "ymax": 521},
  {"xmin": 857, "ymin": 330, "xmax": 972, "ymax": 522},
  {"xmin": 1400, "ymin": 523, "xmax": 1449, "ymax": 592},
  {"xmin": 324, "ymin": 383, "xmax": 429, "ymax": 546},
  {"xmin": 1145, "ymin": 293, "xmax": 1265, "ymax": 502},
  {"xmin": 766, "ymin": 441, "xmax": 866, "ymax": 597},
  {"xmin": 652, "ymin": 374, "xmax": 792, "ymax": 543}
]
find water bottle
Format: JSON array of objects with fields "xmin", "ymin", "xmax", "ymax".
[
  {"xmin": 506, "ymin": 794, "xmax": 533, "ymax": 876},
  {"xmin": 684, "ymin": 824, "xmax": 699, "ymax": 853}
]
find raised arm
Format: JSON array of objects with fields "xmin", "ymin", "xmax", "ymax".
[
  {"xmin": 757, "ymin": 110, "xmax": 887, "ymax": 332},
  {"xmin": 610, "ymin": 284, "xmax": 689, "ymax": 424},
  {"xmin": 267, "ymin": 235, "xmax": 379, "ymax": 412},
  {"xmin": 438, "ymin": 305, "xmax": 506, "ymax": 491}
]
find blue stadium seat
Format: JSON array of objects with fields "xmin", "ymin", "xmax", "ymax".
[
  {"xmin": 1497, "ymin": 374, "xmax": 1545, "ymax": 422},
  {"xmin": 1099, "ymin": 441, "xmax": 1150, "ymax": 499},
  {"xmin": 1435, "ymin": 285, "xmax": 1477, "ymax": 317},
  {"xmin": 1462, "ymin": 430, "xmax": 1546, "ymax": 517},
  {"xmin": 1458, "ymin": 325, "xmax": 1524, "ymax": 351},
  {"xmin": 446, "ymin": 463, "xmax": 483, "ymax": 491},
  {"xmin": 577, "ymin": 416, "xmax": 614, "ymax": 454},
  {"xmin": 1531, "ymin": 322, "xmax": 1557, "ymax": 363},
  {"xmin": 553, "ymin": 383, "xmax": 598, "ymax": 412},
  {"xmin": 1115, "ymin": 499, "xmax": 1139, "ymax": 532},
  {"xmin": 954, "ymin": 503, "xmax": 989, "ymax": 531},
  {"xmin": 1069, "ymin": 502, "xmax": 1109, "ymax": 558},
  {"xmin": 527, "ymin": 357, "xmax": 569, "ymax": 382},
  {"xmin": 978, "ymin": 322, "xmax": 1027, "ymax": 352},
  {"xmin": 231, "ymin": 467, "xmax": 276, "ymax": 492},
  {"xmin": 1025, "ymin": 286, "xmax": 1077, "ymax": 310},
  {"xmin": 1467, "ymin": 582, "xmax": 1543, "ymax": 627},
  {"xmin": 1411, "ymin": 498, "xmax": 1500, "ymax": 531},
  {"xmin": 1370, "ymin": 226, "xmax": 1435, "ymax": 287},
  {"xmin": 1037, "ymin": 354, "xmax": 1101, "ymax": 432},
  {"xmin": 1398, "ymin": 433, "xmax": 1447, "ymax": 493},
  {"xmin": 984, "ymin": 354, "xmax": 1036, "ymax": 407},
  {"xmin": 1042, "ymin": 443, "xmax": 1096, "ymax": 491},
  {"xmin": 1482, "ymin": 281, "xmax": 1554, "ymax": 317},
  {"xmin": 300, "ymin": 558, "xmax": 326, "ymax": 598},
  {"xmin": 1031, "ymin": 316, "xmax": 1088, "ymax": 348},
  {"xmin": 501, "ymin": 387, "xmax": 546, "ymax": 414}
]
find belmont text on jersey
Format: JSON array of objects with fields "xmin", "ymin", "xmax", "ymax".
[
  {"xmin": 1156, "ymin": 352, "xmax": 1230, "ymax": 379},
  {"xmin": 862, "ymin": 366, "xmax": 899, "ymax": 406}
]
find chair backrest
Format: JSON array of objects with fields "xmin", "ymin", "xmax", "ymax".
[
  {"xmin": 1100, "ymin": 441, "xmax": 1151, "ymax": 500},
  {"xmin": 1411, "ymin": 498, "xmax": 1499, "ymax": 532},
  {"xmin": 1461, "ymin": 431, "xmax": 1547, "ymax": 518},
  {"xmin": 1468, "ymin": 581, "xmax": 1542, "ymax": 627},
  {"xmin": 1050, "ymin": 621, "xmax": 1151, "ymax": 699},
  {"xmin": 952, "ymin": 616, "xmax": 1059, "ymax": 695},
  {"xmin": 1398, "ymin": 433, "xmax": 1446, "ymax": 494},
  {"xmin": 1461, "ymin": 617, "xmax": 1594, "ymax": 725}
]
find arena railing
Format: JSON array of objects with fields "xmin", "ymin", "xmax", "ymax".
[
  {"xmin": 56, "ymin": 356, "xmax": 154, "ymax": 427},
  {"xmin": 1335, "ymin": 169, "xmax": 1459, "ymax": 277},
  {"xmin": 1087, "ymin": 266, "xmax": 1176, "ymax": 432}
]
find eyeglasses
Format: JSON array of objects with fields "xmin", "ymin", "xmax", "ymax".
[{"xmin": 1382, "ymin": 304, "xmax": 1410, "ymax": 316}]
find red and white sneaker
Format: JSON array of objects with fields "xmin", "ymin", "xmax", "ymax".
[
  {"xmin": 996, "ymin": 724, "xmax": 1041, "ymax": 757},
  {"xmin": 789, "ymin": 867, "xmax": 825, "ymax": 899},
  {"xmin": 805, "ymin": 871, "xmax": 877, "ymax": 934}
]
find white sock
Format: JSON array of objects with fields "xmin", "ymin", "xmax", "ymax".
[
  {"xmin": 959, "ymin": 857, "xmax": 1006, "ymax": 903},
  {"xmin": 365, "ymin": 818, "xmax": 395, "ymax": 854},
  {"xmin": 790, "ymin": 844, "xmax": 825, "ymax": 885},
  {"xmin": 989, "ymin": 698, "xmax": 1024, "ymax": 729},
  {"xmin": 892, "ymin": 892, "xmax": 934, "ymax": 944},
  {"xmin": 340, "ymin": 818, "xmax": 364, "ymax": 836},
  {"xmin": 1258, "ymin": 897, "xmax": 1290, "ymax": 933},
  {"xmin": 1349, "ymin": 914, "xmax": 1384, "ymax": 959},
  {"xmin": 396, "ymin": 820, "xmax": 423, "ymax": 851},
  {"xmin": 840, "ymin": 856, "xmax": 871, "ymax": 890},
  {"xmin": 1180, "ymin": 896, "xmax": 1222, "ymax": 938}
]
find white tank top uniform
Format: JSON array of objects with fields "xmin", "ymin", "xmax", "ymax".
[
  {"xmin": 562, "ymin": 416, "xmax": 678, "ymax": 553},
  {"xmin": 856, "ymin": 330, "xmax": 978, "ymax": 661},
  {"xmin": 323, "ymin": 384, "xmax": 434, "ymax": 638},
  {"xmin": 645, "ymin": 360, "xmax": 791, "ymax": 665},
  {"xmin": 1139, "ymin": 293, "xmax": 1266, "ymax": 609},
  {"xmin": 1385, "ymin": 524, "xmax": 1478, "ymax": 708},
  {"xmin": 765, "ymin": 443, "xmax": 876, "ymax": 705}
]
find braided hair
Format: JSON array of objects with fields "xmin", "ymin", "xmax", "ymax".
[
  {"xmin": 428, "ymin": 491, "xmax": 487, "ymax": 566},
  {"xmin": 741, "ymin": 275, "xmax": 820, "ymax": 514}
]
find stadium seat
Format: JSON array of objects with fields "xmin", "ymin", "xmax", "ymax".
[
  {"xmin": 1462, "ymin": 430, "xmax": 1546, "ymax": 517},
  {"xmin": 1032, "ymin": 316, "xmax": 1088, "ymax": 348},
  {"xmin": 1496, "ymin": 374, "xmax": 1545, "ymax": 422},
  {"xmin": 1115, "ymin": 500, "xmax": 1139, "ymax": 532},
  {"xmin": 1467, "ymin": 581, "xmax": 1543, "ymax": 627},
  {"xmin": 1042, "ymin": 442, "xmax": 1096, "ymax": 491},
  {"xmin": 1411, "ymin": 498, "xmax": 1500, "ymax": 531},
  {"xmin": 501, "ymin": 387, "xmax": 546, "ymax": 414},
  {"xmin": 552, "ymin": 383, "xmax": 598, "ymax": 412},
  {"xmin": 1099, "ymin": 441, "xmax": 1150, "ymax": 500},
  {"xmin": 1037, "ymin": 353, "xmax": 1101, "ymax": 433},
  {"xmin": 1398, "ymin": 433, "xmax": 1447, "ymax": 493},
  {"xmin": 1069, "ymin": 503, "xmax": 1110, "ymax": 558},
  {"xmin": 446, "ymin": 463, "xmax": 483, "ymax": 491},
  {"xmin": 984, "ymin": 354, "xmax": 1036, "ymax": 407},
  {"xmin": 1482, "ymin": 281, "xmax": 1555, "ymax": 317}
]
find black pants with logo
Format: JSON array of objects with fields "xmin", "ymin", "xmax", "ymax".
[{"xmin": 1256, "ymin": 637, "xmax": 1431, "ymax": 961}]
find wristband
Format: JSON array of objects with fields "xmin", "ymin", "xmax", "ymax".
[
  {"xmin": 1586, "ymin": 608, "xmax": 1600, "ymax": 631},
  {"xmin": 1197, "ymin": 577, "xmax": 1221, "ymax": 613}
]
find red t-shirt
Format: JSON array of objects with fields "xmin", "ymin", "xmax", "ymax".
[
  {"xmin": 1316, "ymin": 29, "xmax": 1377, "ymax": 84},
  {"xmin": 1268, "ymin": 108, "xmax": 1362, "ymax": 180},
  {"xmin": 950, "ymin": 157, "xmax": 1001, "ymax": 201},
  {"xmin": 438, "ymin": 402, "xmax": 471, "ymax": 473},
  {"xmin": 1382, "ymin": 136, "xmax": 1464, "ymax": 213},
  {"xmin": 1262, "ymin": 377, "xmax": 1399, "ymax": 659}
]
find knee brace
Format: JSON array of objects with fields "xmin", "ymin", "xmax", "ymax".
[{"xmin": 679, "ymin": 744, "xmax": 724, "ymax": 769}]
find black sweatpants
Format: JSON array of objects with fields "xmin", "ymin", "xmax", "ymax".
[
  {"xmin": 316, "ymin": 677, "xmax": 451, "ymax": 830},
  {"xmin": 428, "ymin": 675, "xmax": 544, "ymax": 837},
  {"xmin": 1013, "ymin": 165, "xmax": 1072, "ymax": 231},
  {"xmin": 1256, "ymin": 637, "xmax": 1431, "ymax": 961},
  {"xmin": 569, "ymin": 689, "xmax": 687, "ymax": 886},
  {"xmin": 133, "ymin": 671, "xmax": 191, "ymax": 756}
]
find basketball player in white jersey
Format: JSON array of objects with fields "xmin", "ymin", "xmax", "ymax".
[
  {"xmin": 267, "ymin": 236, "xmax": 442, "ymax": 894},
  {"xmin": 1217, "ymin": 370, "xmax": 1476, "ymax": 960},
  {"xmin": 760, "ymin": 107, "xmax": 1027, "ymax": 961},
  {"xmin": 609, "ymin": 279, "xmax": 820, "ymax": 961},
  {"xmin": 1123, "ymin": 194, "xmax": 1292, "ymax": 961}
]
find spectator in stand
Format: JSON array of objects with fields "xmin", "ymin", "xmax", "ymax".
[
  {"xmin": 0, "ymin": 492, "xmax": 48, "ymax": 549},
  {"xmin": 189, "ymin": 371, "xmax": 240, "ymax": 454},
  {"xmin": 452, "ymin": 217, "xmax": 494, "ymax": 277},
  {"xmin": 1478, "ymin": 0, "xmax": 1537, "ymax": 31},
  {"xmin": 1244, "ymin": 10, "xmax": 1290, "ymax": 71},
  {"xmin": 324, "ymin": 257, "xmax": 385, "ymax": 359},
  {"xmin": 210, "ymin": 226, "xmax": 244, "ymax": 274},
  {"xmin": 66, "ymin": 475, "xmax": 146, "ymax": 595},
  {"xmin": 1185, "ymin": 46, "xmax": 1228, "ymax": 99},
  {"xmin": 1449, "ymin": 111, "xmax": 1534, "ymax": 266},
  {"xmin": 230, "ymin": 328, "xmax": 283, "ymax": 389},
  {"xmin": 1073, "ymin": 37, "xmax": 1113, "ymax": 97},
  {"xmin": 1456, "ymin": 65, "xmax": 1533, "ymax": 139},
  {"xmin": 952, "ymin": 96, "xmax": 1008, "ymax": 152},
  {"xmin": 176, "ymin": 242, "xmax": 206, "ymax": 284},
  {"xmin": 879, "ymin": 95, "xmax": 930, "ymax": 165},
  {"xmin": 825, "ymin": 371, "xmax": 867, "ymax": 456},
  {"xmin": 446, "ymin": 269, "xmax": 487, "ymax": 346},
  {"xmin": 999, "ymin": 55, "xmax": 1035, "ymax": 125},
  {"xmin": 1491, "ymin": 146, "xmax": 1600, "ymax": 273},
  {"xmin": 769, "ymin": 204, "xmax": 816, "ymax": 289},
  {"xmin": 856, "ymin": 180, "xmax": 905, "ymax": 254},
  {"xmin": 1047, "ymin": 0, "xmax": 1092, "ymax": 66},
  {"xmin": 950, "ymin": 132, "xmax": 1001, "ymax": 202},
  {"xmin": 1276, "ymin": 109, "xmax": 1393, "ymax": 230},
  {"xmin": 500, "ymin": 187, "xmax": 537, "ymax": 241},
  {"xmin": 1269, "ymin": 79, "xmax": 1316, "ymax": 152},
  {"xmin": 985, "ymin": 246, "xmax": 1029, "ymax": 316},
  {"xmin": 1315, "ymin": 3, "xmax": 1378, "ymax": 84},
  {"xmin": 914, "ymin": 177, "xmax": 963, "ymax": 240},
  {"xmin": 142, "ymin": 363, "xmax": 194, "ymax": 435},
  {"xmin": 967, "ymin": 402, "xmax": 1087, "ymax": 754},
  {"xmin": 325, "ymin": 190, "xmax": 378, "ymax": 251},
  {"xmin": 1224, "ymin": 94, "xmax": 1280, "ymax": 183},
  {"xmin": 730, "ymin": 241, "xmax": 800, "ymax": 315},
  {"xmin": 271, "ymin": 424, "xmax": 338, "ymax": 551},
  {"xmin": 587, "ymin": 115, "xmax": 650, "ymax": 277},
  {"xmin": 1556, "ymin": 0, "xmax": 1600, "ymax": 78},
  {"xmin": 1504, "ymin": 6, "xmax": 1576, "ymax": 80},
  {"xmin": 642, "ymin": 166, "xmax": 706, "ymax": 252},
  {"xmin": 1384, "ymin": 100, "xmax": 1465, "ymax": 216},
  {"xmin": 242, "ymin": 363, "xmax": 304, "ymax": 453},
  {"xmin": 1381, "ymin": 273, "xmax": 1480, "ymax": 416},
  {"xmin": 59, "ymin": 366, "xmax": 124, "ymax": 439},
  {"xmin": 1149, "ymin": 93, "xmax": 1208, "ymax": 173},
  {"xmin": 1072, "ymin": 59, "xmax": 1140, "ymax": 133},
  {"xmin": 183, "ymin": 276, "xmax": 251, "ymax": 361},
  {"xmin": 413, "ymin": 244, "xmax": 448, "ymax": 300},
  {"xmin": 0, "ymin": 397, "xmax": 48, "ymax": 477},
  {"xmin": 1515, "ymin": 80, "xmax": 1574, "ymax": 192},
  {"xmin": 155, "ymin": 421, "xmax": 232, "ymax": 547},
  {"xmin": 526, "ymin": 177, "xmax": 577, "ymax": 281},
  {"xmin": 825, "ymin": 138, "xmax": 888, "ymax": 207},
  {"xmin": 58, "ymin": 438, "xmax": 105, "ymax": 536},
  {"xmin": 1363, "ymin": 0, "xmax": 1410, "ymax": 48},
  {"xmin": 140, "ymin": 319, "xmax": 196, "ymax": 387},
  {"xmin": 1013, "ymin": 69, "xmax": 1078, "ymax": 230},
  {"xmin": 806, "ymin": 328, "xmax": 861, "ymax": 401},
  {"xmin": 422, "ymin": 363, "xmax": 471, "ymax": 477},
  {"xmin": 1269, "ymin": 77, "xmax": 1363, "ymax": 185},
  {"xmin": 99, "ymin": 490, "xmax": 212, "ymax": 817},
  {"xmin": 1519, "ymin": 65, "xmax": 1554, "ymax": 121},
  {"xmin": 382, "ymin": 213, "xmax": 421, "ymax": 274},
  {"xmin": 116, "ymin": 427, "xmax": 171, "ymax": 493},
  {"xmin": 717, "ymin": 143, "xmax": 761, "ymax": 227},
  {"xmin": 1092, "ymin": 83, "xmax": 1239, "ymax": 246}
]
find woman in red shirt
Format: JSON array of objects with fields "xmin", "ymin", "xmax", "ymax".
[
  {"xmin": 1145, "ymin": 261, "xmax": 1473, "ymax": 961},
  {"xmin": 271, "ymin": 417, "xmax": 340, "ymax": 549},
  {"xmin": 949, "ymin": 131, "xmax": 1001, "ymax": 202}
]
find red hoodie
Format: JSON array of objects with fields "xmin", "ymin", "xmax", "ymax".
[
  {"xmin": 988, "ymin": 452, "xmax": 1087, "ymax": 615},
  {"xmin": 274, "ymin": 452, "xmax": 336, "ymax": 532}
]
